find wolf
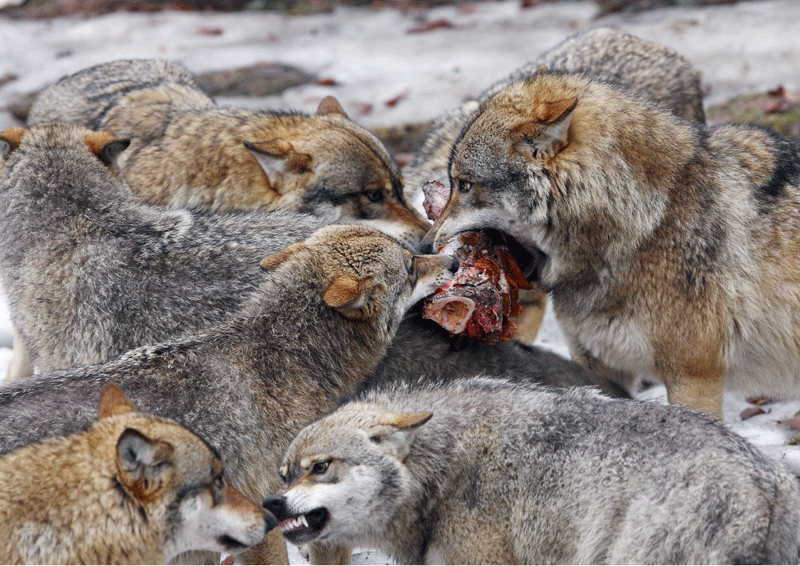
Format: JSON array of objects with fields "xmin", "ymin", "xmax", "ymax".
[
  {"xmin": 26, "ymin": 59, "xmax": 430, "ymax": 249},
  {"xmin": 404, "ymin": 28, "xmax": 706, "ymax": 343},
  {"xmin": 0, "ymin": 123, "xmax": 330, "ymax": 378},
  {"xmin": 403, "ymin": 27, "xmax": 706, "ymax": 206},
  {"xmin": 0, "ymin": 382, "xmax": 274, "ymax": 564},
  {"xmin": 0, "ymin": 219, "xmax": 457, "ymax": 564},
  {"xmin": 0, "ymin": 123, "xmax": 629, "ymax": 403},
  {"xmin": 265, "ymin": 377, "xmax": 800, "ymax": 564},
  {"xmin": 424, "ymin": 69, "xmax": 800, "ymax": 419}
]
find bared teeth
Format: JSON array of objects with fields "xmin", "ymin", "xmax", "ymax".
[{"xmin": 279, "ymin": 514, "xmax": 309, "ymax": 533}]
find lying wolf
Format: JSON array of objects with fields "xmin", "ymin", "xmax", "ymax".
[
  {"xmin": 266, "ymin": 377, "xmax": 800, "ymax": 564},
  {"xmin": 0, "ymin": 221, "xmax": 458, "ymax": 564},
  {"xmin": 0, "ymin": 382, "xmax": 273, "ymax": 564},
  {"xmin": 425, "ymin": 69, "xmax": 800, "ymax": 418}
]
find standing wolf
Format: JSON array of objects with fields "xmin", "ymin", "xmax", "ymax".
[
  {"xmin": 0, "ymin": 382, "xmax": 274, "ymax": 564},
  {"xmin": 425, "ymin": 70, "xmax": 800, "ymax": 418},
  {"xmin": 27, "ymin": 59, "xmax": 429, "ymax": 249},
  {"xmin": 0, "ymin": 123, "xmax": 627, "ymax": 401},
  {"xmin": 0, "ymin": 219, "xmax": 458, "ymax": 564},
  {"xmin": 404, "ymin": 28, "xmax": 706, "ymax": 343},
  {"xmin": 266, "ymin": 377, "xmax": 800, "ymax": 564}
]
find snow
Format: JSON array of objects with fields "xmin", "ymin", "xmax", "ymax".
[{"xmin": 2, "ymin": 1, "xmax": 800, "ymax": 562}]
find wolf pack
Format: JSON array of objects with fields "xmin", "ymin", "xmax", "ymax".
[{"xmin": 1, "ymin": 24, "xmax": 800, "ymax": 565}]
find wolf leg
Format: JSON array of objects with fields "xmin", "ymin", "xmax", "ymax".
[{"xmin": 5, "ymin": 332, "xmax": 34, "ymax": 381}]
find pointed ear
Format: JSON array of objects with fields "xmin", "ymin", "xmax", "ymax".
[
  {"xmin": 245, "ymin": 139, "xmax": 312, "ymax": 190},
  {"xmin": 369, "ymin": 412, "xmax": 432, "ymax": 461},
  {"xmin": 316, "ymin": 96, "xmax": 349, "ymax": 119},
  {"xmin": 324, "ymin": 274, "xmax": 385, "ymax": 320},
  {"xmin": 516, "ymin": 97, "xmax": 577, "ymax": 160},
  {"xmin": 0, "ymin": 127, "xmax": 25, "ymax": 158},
  {"xmin": 260, "ymin": 241, "xmax": 305, "ymax": 271},
  {"xmin": 84, "ymin": 131, "xmax": 130, "ymax": 168},
  {"xmin": 116, "ymin": 428, "xmax": 174, "ymax": 504},
  {"xmin": 98, "ymin": 382, "xmax": 138, "ymax": 418}
]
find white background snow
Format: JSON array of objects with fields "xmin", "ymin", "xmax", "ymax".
[{"xmin": 2, "ymin": 1, "xmax": 800, "ymax": 562}]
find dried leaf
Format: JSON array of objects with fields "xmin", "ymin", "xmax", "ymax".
[
  {"xmin": 408, "ymin": 19, "xmax": 453, "ymax": 34},
  {"xmin": 198, "ymin": 27, "xmax": 223, "ymax": 36},
  {"xmin": 739, "ymin": 406, "xmax": 765, "ymax": 420},
  {"xmin": 778, "ymin": 415, "xmax": 800, "ymax": 430}
]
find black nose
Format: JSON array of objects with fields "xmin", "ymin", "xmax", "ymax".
[
  {"xmin": 263, "ymin": 509, "xmax": 279, "ymax": 532},
  {"xmin": 262, "ymin": 494, "xmax": 288, "ymax": 519},
  {"xmin": 419, "ymin": 229, "xmax": 436, "ymax": 254},
  {"xmin": 447, "ymin": 254, "xmax": 460, "ymax": 273}
]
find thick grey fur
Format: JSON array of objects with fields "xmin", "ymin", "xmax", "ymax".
[
  {"xmin": 281, "ymin": 377, "xmax": 800, "ymax": 564},
  {"xmin": 0, "ymin": 122, "xmax": 628, "ymax": 398}
]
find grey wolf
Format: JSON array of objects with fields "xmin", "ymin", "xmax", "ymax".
[
  {"xmin": 404, "ymin": 27, "xmax": 705, "ymax": 204},
  {"xmin": 425, "ymin": 70, "xmax": 800, "ymax": 419},
  {"xmin": 0, "ymin": 220, "xmax": 457, "ymax": 564},
  {"xmin": 27, "ymin": 59, "xmax": 429, "ymax": 250},
  {"xmin": 0, "ymin": 382, "xmax": 273, "ymax": 564},
  {"xmin": 266, "ymin": 377, "xmax": 800, "ymax": 564},
  {"xmin": 0, "ymin": 122, "xmax": 629, "ymax": 402},
  {"xmin": 404, "ymin": 28, "xmax": 705, "ymax": 344},
  {"xmin": 0, "ymin": 123, "xmax": 330, "ymax": 378}
]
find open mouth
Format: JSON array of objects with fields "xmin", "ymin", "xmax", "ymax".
[
  {"xmin": 217, "ymin": 535, "xmax": 249, "ymax": 554},
  {"xmin": 481, "ymin": 229, "xmax": 543, "ymax": 282},
  {"xmin": 277, "ymin": 507, "xmax": 329, "ymax": 545}
]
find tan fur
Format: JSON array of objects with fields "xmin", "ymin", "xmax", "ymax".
[
  {"xmin": 406, "ymin": 29, "xmax": 707, "ymax": 344},
  {"xmin": 428, "ymin": 71, "xmax": 800, "ymax": 418},
  {"xmin": 27, "ymin": 60, "xmax": 429, "ymax": 251},
  {"xmin": 0, "ymin": 383, "xmax": 271, "ymax": 564}
]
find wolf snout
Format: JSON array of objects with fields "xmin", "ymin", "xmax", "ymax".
[
  {"xmin": 419, "ymin": 228, "xmax": 437, "ymax": 254},
  {"xmin": 263, "ymin": 507, "xmax": 279, "ymax": 532},
  {"xmin": 445, "ymin": 254, "xmax": 459, "ymax": 273},
  {"xmin": 262, "ymin": 494, "xmax": 288, "ymax": 520}
]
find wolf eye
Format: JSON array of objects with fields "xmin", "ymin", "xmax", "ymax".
[
  {"xmin": 311, "ymin": 460, "xmax": 330, "ymax": 475},
  {"xmin": 213, "ymin": 475, "xmax": 224, "ymax": 490},
  {"xmin": 364, "ymin": 189, "xmax": 384, "ymax": 203},
  {"xmin": 457, "ymin": 179, "xmax": 472, "ymax": 194}
]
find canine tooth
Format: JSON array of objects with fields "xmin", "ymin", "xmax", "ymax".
[{"xmin": 300, "ymin": 515, "xmax": 309, "ymax": 528}]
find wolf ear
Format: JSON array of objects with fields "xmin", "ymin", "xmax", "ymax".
[
  {"xmin": 324, "ymin": 274, "xmax": 385, "ymax": 320},
  {"xmin": 369, "ymin": 412, "xmax": 432, "ymax": 461},
  {"xmin": 245, "ymin": 139, "xmax": 313, "ymax": 191},
  {"xmin": 260, "ymin": 241, "xmax": 305, "ymax": 271},
  {"xmin": 98, "ymin": 382, "xmax": 139, "ymax": 418},
  {"xmin": 84, "ymin": 131, "xmax": 130, "ymax": 169},
  {"xmin": 516, "ymin": 97, "xmax": 577, "ymax": 160},
  {"xmin": 0, "ymin": 127, "xmax": 25, "ymax": 158},
  {"xmin": 316, "ymin": 96, "xmax": 349, "ymax": 119},
  {"xmin": 116, "ymin": 428, "xmax": 174, "ymax": 503}
]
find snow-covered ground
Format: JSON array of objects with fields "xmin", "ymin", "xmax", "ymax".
[{"xmin": 2, "ymin": 1, "xmax": 800, "ymax": 562}]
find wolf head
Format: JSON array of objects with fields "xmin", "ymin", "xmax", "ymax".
[
  {"xmin": 259, "ymin": 224, "xmax": 458, "ymax": 340},
  {"xmin": 245, "ymin": 97, "xmax": 431, "ymax": 251},
  {"xmin": 263, "ymin": 404, "xmax": 432, "ymax": 548},
  {"xmin": 96, "ymin": 383, "xmax": 276, "ymax": 562},
  {"xmin": 424, "ymin": 72, "xmax": 679, "ymax": 283}
]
